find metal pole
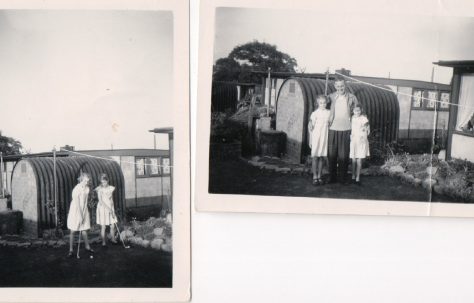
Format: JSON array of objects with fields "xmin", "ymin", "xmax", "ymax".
[
  {"xmin": 53, "ymin": 147, "xmax": 58, "ymax": 228},
  {"xmin": 325, "ymin": 68, "xmax": 329, "ymax": 96},
  {"xmin": 267, "ymin": 67, "xmax": 271, "ymax": 116},
  {"xmin": 0, "ymin": 152, "xmax": 4, "ymax": 198}
]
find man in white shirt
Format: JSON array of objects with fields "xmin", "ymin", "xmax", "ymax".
[{"xmin": 327, "ymin": 78, "xmax": 359, "ymax": 184}]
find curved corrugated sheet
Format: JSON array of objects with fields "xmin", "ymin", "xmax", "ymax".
[
  {"xmin": 15, "ymin": 157, "xmax": 125, "ymax": 232},
  {"xmin": 211, "ymin": 81, "xmax": 238, "ymax": 113},
  {"xmin": 277, "ymin": 77, "xmax": 399, "ymax": 158}
]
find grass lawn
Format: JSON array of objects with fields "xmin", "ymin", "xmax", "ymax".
[
  {"xmin": 0, "ymin": 243, "xmax": 172, "ymax": 287},
  {"xmin": 209, "ymin": 159, "xmax": 459, "ymax": 203}
]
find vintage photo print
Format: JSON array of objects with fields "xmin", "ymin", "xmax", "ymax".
[
  {"xmin": 0, "ymin": 0, "xmax": 190, "ymax": 302},
  {"xmin": 196, "ymin": 0, "xmax": 474, "ymax": 217}
]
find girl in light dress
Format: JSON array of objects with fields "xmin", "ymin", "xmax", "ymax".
[
  {"xmin": 350, "ymin": 105, "xmax": 370, "ymax": 185},
  {"xmin": 95, "ymin": 173, "xmax": 118, "ymax": 246},
  {"xmin": 308, "ymin": 95, "xmax": 331, "ymax": 185},
  {"xmin": 67, "ymin": 172, "xmax": 94, "ymax": 257}
]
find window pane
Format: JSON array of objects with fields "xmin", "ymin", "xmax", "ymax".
[
  {"xmin": 148, "ymin": 157, "xmax": 160, "ymax": 175},
  {"xmin": 412, "ymin": 90, "xmax": 423, "ymax": 108},
  {"xmin": 426, "ymin": 91, "xmax": 437, "ymax": 109},
  {"xmin": 456, "ymin": 74, "xmax": 474, "ymax": 131},
  {"xmin": 163, "ymin": 158, "xmax": 170, "ymax": 174},
  {"xmin": 440, "ymin": 92, "xmax": 450, "ymax": 109},
  {"xmin": 136, "ymin": 158, "xmax": 145, "ymax": 176}
]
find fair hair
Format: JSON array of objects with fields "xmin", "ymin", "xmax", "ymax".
[{"xmin": 78, "ymin": 172, "xmax": 91, "ymax": 183}]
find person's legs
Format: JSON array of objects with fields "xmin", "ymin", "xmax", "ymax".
[
  {"xmin": 69, "ymin": 230, "xmax": 75, "ymax": 252},
  {"xmin": 101, "ymin": 225, "xmax": 106, "ymax": 245},
  {"xmin": 82, "ymin": 231, "xmax": 91, "ymax": 250},
  {"xmin": 338, "ymin": 130, "xmax": 351, "ymax": 183},
  {"xmin": 351, "ymin": 158, "xmax": 356, "ymax": 180},
  {"xmin": 356, "ymin": 158, "xmax": 362, "ymax": 182},
  {"xmin": 110, "ymin": 224, "xmax": 117, "ymax": 243},
  {"xmin": 312, "ymin": 157, "xmax": 317, "ymax": 180},
  {"xmin": 327, "ymin": 130, "xmax": 338, "ymax": 182},
  {"xmin": 317, "ymin": 157, "xmax": 323, "ymax": 180}
]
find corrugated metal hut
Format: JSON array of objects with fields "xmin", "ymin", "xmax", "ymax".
[
  {"xmin": 276, "ymin": 78, "xmax": 400, "ymax": 163},
  {"xmin": 11, "ymin": 157, "xmax": 125, "ymax": 237}
]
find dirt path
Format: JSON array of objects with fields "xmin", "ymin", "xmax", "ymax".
[
  {"xmin": 0, "ymin": 244, "xmax": 171, "ymax": 287},
  {"xmin": 209, "ymin": 160, "xmax": 458, "ymax": 203}
]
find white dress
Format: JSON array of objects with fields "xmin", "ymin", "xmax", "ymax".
[
  {"xmin": 309, "ymin": 108, "xmax": 330, "ymax": 157},
  {"xmin": 67, "ymin": 184, "xmax": 91, "ymax": 231},
  {"xmin": 95, "ymin": 185, "xmax": 118, "ymax": 226},
  {"xmin": 350, "ymin": 115, "xmax": 370, "ymax": 159}
]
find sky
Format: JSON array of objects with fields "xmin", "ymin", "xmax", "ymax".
[
  {"xmin": 214, "ymin": 8, "xmax": 474, "ymax": 85},
  {"xmin": 0, "ymin": 10, "xmax": 173, "ymax": 153}
]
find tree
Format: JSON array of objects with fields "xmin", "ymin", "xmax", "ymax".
[
  {"xmin": 0, "ymin": 131, "xmax": 23, "ymax": 156},
  {"xmin": 213, "ymin": 40, "xmax": 298, "ymax": 84}
]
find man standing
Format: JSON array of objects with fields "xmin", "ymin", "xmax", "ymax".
[{"xmin": 328, "ymin": 78, "xmax": 359, "ymax": 184}]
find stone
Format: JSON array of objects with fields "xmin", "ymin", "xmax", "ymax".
[
  {"xmin": 32, "ymin": 240, "xmax": 44, "ymax": 247},
  {"xmin": 55, "ymin": 239, "xmax": 67, "ymax": 247},
  {"xmin": 153, "ymin": 227, "xmax": 164, "ymax": 237},
  {"xmin": 47, "ymin": 240, "xmax": 57, "ymax": 247},
  {"xmin": 141, "ymin": 239, "xmax": 150, "ymax": 248},
  {"xmin": 275, "ymin": 167, "xmax": 291, "ymax": 173},
  {"xmin": 389, "ymin": 165, "xmax": 405, "ymax": 174},
  {"xmin": 422, "ymin": 178, "xmax": 437, "ymax": 189},
  {"xmin": 17, "ymin": 242, "xmax": 31, "ymax": 248},
  {"xmin": 360, "ymin": 168, "xmax": 369, "ymax": 176},
  {"xmin": 0, "ymin": 239, "xmax": 6, "ymax": 246},
  {"xmin": 250, "ymin": 156, "xmax": 261, "ymax": 162},
  {"xmin": 161, "ymin": 243, "xmax": 172, "ymax": 253},
  {"xmin": 426, "ymin": 166, "xmax": 439, "ymax": 176},
  {"xmin": 438, "ymin": 150, "xmax": 447, "ymax": 161},
  {"xmin": 151, "ymin": 238, "xmax": 164, "ymax": 250}
]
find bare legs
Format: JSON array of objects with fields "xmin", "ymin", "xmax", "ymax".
[
  {"xmin": 101, "ymin": 224, "xmax": 117, "ymax": 245},
  {"xmin": 69, "ymin": 229, "xmax": 91, "ymax": 252},
  {"xmin": 312, "ymin": 157, "xmax": 325, "ymax": 181},
  {"xmin": 351, "ymin": 158, "xmax": 362, "ymax": 182}
]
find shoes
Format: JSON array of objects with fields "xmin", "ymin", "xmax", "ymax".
[
  {"xmin": 67, "ymin": 251, "xmax": 74, "ymax": 258},
  {"xmin": 312, "ymin": 178, "xmax": 320, "ymax": 186},
  {"xmin": 356, "ymin": 180, "xmax": 361, "ymax": 186}
]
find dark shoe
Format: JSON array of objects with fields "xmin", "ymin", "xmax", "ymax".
[
  {"xmin": 312, "ymin": 179, "xmax": 320, "ymax": 186},
  {"xmin": 318, "ymin": 178, "xmax": 325, "ymax": 185},
  {"xmin": 356, "ymin": 180, "xmax": 361, "ymax": 186},
  {"xmin": 67, "ymin": 251, "xmax": 74, "ymax": 258}
]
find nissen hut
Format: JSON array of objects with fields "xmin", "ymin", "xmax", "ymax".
[
  {"xmin": 276, "ymin": 77, "xmax": 399, "ymax": 163},
  {"xmin": 11, "ymin": 157, "xmax": 125, "ymax": 237}
]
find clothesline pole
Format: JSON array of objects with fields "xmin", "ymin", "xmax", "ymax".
[
  {"xmin": 53, "ymin": 147, "xmax": 58, "ymax": 228},
  {"xmin": 324, "ymin": 68, "xmax": 329, "ymax": 96}
]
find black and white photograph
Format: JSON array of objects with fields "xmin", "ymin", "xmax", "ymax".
[
  {"xmin": 196, "ymin": 2, "xmax": 474, "ymax": 216},
  {"xmin": 0, "ymin": 1, "xmax": 190, "ymax": 302}
]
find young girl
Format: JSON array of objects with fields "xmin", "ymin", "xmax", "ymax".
[
  {"xmin": 95, "ymin": 173, "xmax": 118, "ymax": 246},
  {"xmin": 308, "ymin": 95, "xmax": 331, "ymax": 185},
  {"xmin": 350, "ymin": 105, "xmax": 370, "ymax": 185},
  {"xmin": 67, "ymin": 172, "xmax": 94, "ymax": 257}
]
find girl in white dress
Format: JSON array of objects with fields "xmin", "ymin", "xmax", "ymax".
[
  {"xmin": 350, "ymin": 105, "xmax": 370, "ymax": 185},
  {"xmin": 95, "ymin": 174, "xmax": 118, "ymax": 246},
  {"xmin": 308, "ymin": 95, "xmax": 331, "ymax": 185},
  {"xmin": 67, "ymin": 172, "xmax": 94, "ymax": 257}
]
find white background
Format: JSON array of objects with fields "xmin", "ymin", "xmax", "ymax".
[{"xmin": 190, "ymin": 1, "xmax": 474, "ymax": 302}]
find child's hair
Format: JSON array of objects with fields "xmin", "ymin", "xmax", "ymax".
[
  {"xmin": 100, "ymin": 173, "xmax": 109, "ymax": 182},
  {"xmin": 352, "ymin": 104, "xmax": 365, "ymax": 115},
  {"xmin": 315, "ymin": 95, "xmax": 328, "ymax": 109},
  {"xmin": 78, "ymin": 172, "xmax": 91, "ymax": 183}
]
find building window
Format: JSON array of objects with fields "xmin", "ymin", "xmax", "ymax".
[
  {"xmin": 162, "ymin": 158, "xmax": 170, "ymax": 174},
  {"xmin": 411, "ymin": 88, "xmax": 449, "ymax": 111},
  {"xmin": 456, "ymin": 74, "xmax": 474, "ymax": 134},
  {"xmin": 412, "ymin": 89, "xmax": 423, "ymax": 108},
  {"xmin": 136, "ymin": 157, "xmax": 169, "ymax": 177}
]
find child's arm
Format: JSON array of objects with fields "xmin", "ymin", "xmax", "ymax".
[{"xmin": 364, "ymin": 120, "xmax": 370, "ymax": 136}]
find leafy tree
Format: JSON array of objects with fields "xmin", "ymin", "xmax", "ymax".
[
  {"xmin": 0, "ymin": 131, "xmax": 23, "ymax": 156},
  {"xmin": 213, "ymin": 40, "xmax": 298, "ymax": 84}
]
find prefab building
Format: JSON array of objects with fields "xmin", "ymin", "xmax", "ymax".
[
  {"xmin": 435, "ymin": 60, "xmax": 474, "ymax": 162},
  {"xmin": 11, "ymin": 157, "xmax": 125, "ymax": 237},
  {"xmin": 276, "ymin": 77, "xmax": 399, "ymax": 163},
  {"xmin": 77, "ymin": 149, "xmax": 171, "ymax": 212}
]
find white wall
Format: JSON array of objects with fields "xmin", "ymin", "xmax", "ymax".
[{"xmin": 451, "ymin": 133, "xmax": 474, "ymax": 162}]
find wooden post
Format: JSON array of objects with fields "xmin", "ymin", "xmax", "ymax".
[{"xmin": 267, "ymin": 67, "xmax": 271, "ymax": 116}]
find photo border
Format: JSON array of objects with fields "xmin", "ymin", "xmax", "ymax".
[{"xmin": 195, "ymin": 0, "xmax": 474, "ymax": 218}]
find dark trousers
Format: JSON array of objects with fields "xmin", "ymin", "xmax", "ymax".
[{"xmin": 328, "ymin": 129, "xmax": 351, "ymax": 182}]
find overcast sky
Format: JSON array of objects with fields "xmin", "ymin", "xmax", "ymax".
[
  {"xmin": 214, "ymin": 8, "xmax": 474, "ymax": 85},
  {"xmin": 0, "ymin": 10, "xmax": 173, "ymax": 153}
]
